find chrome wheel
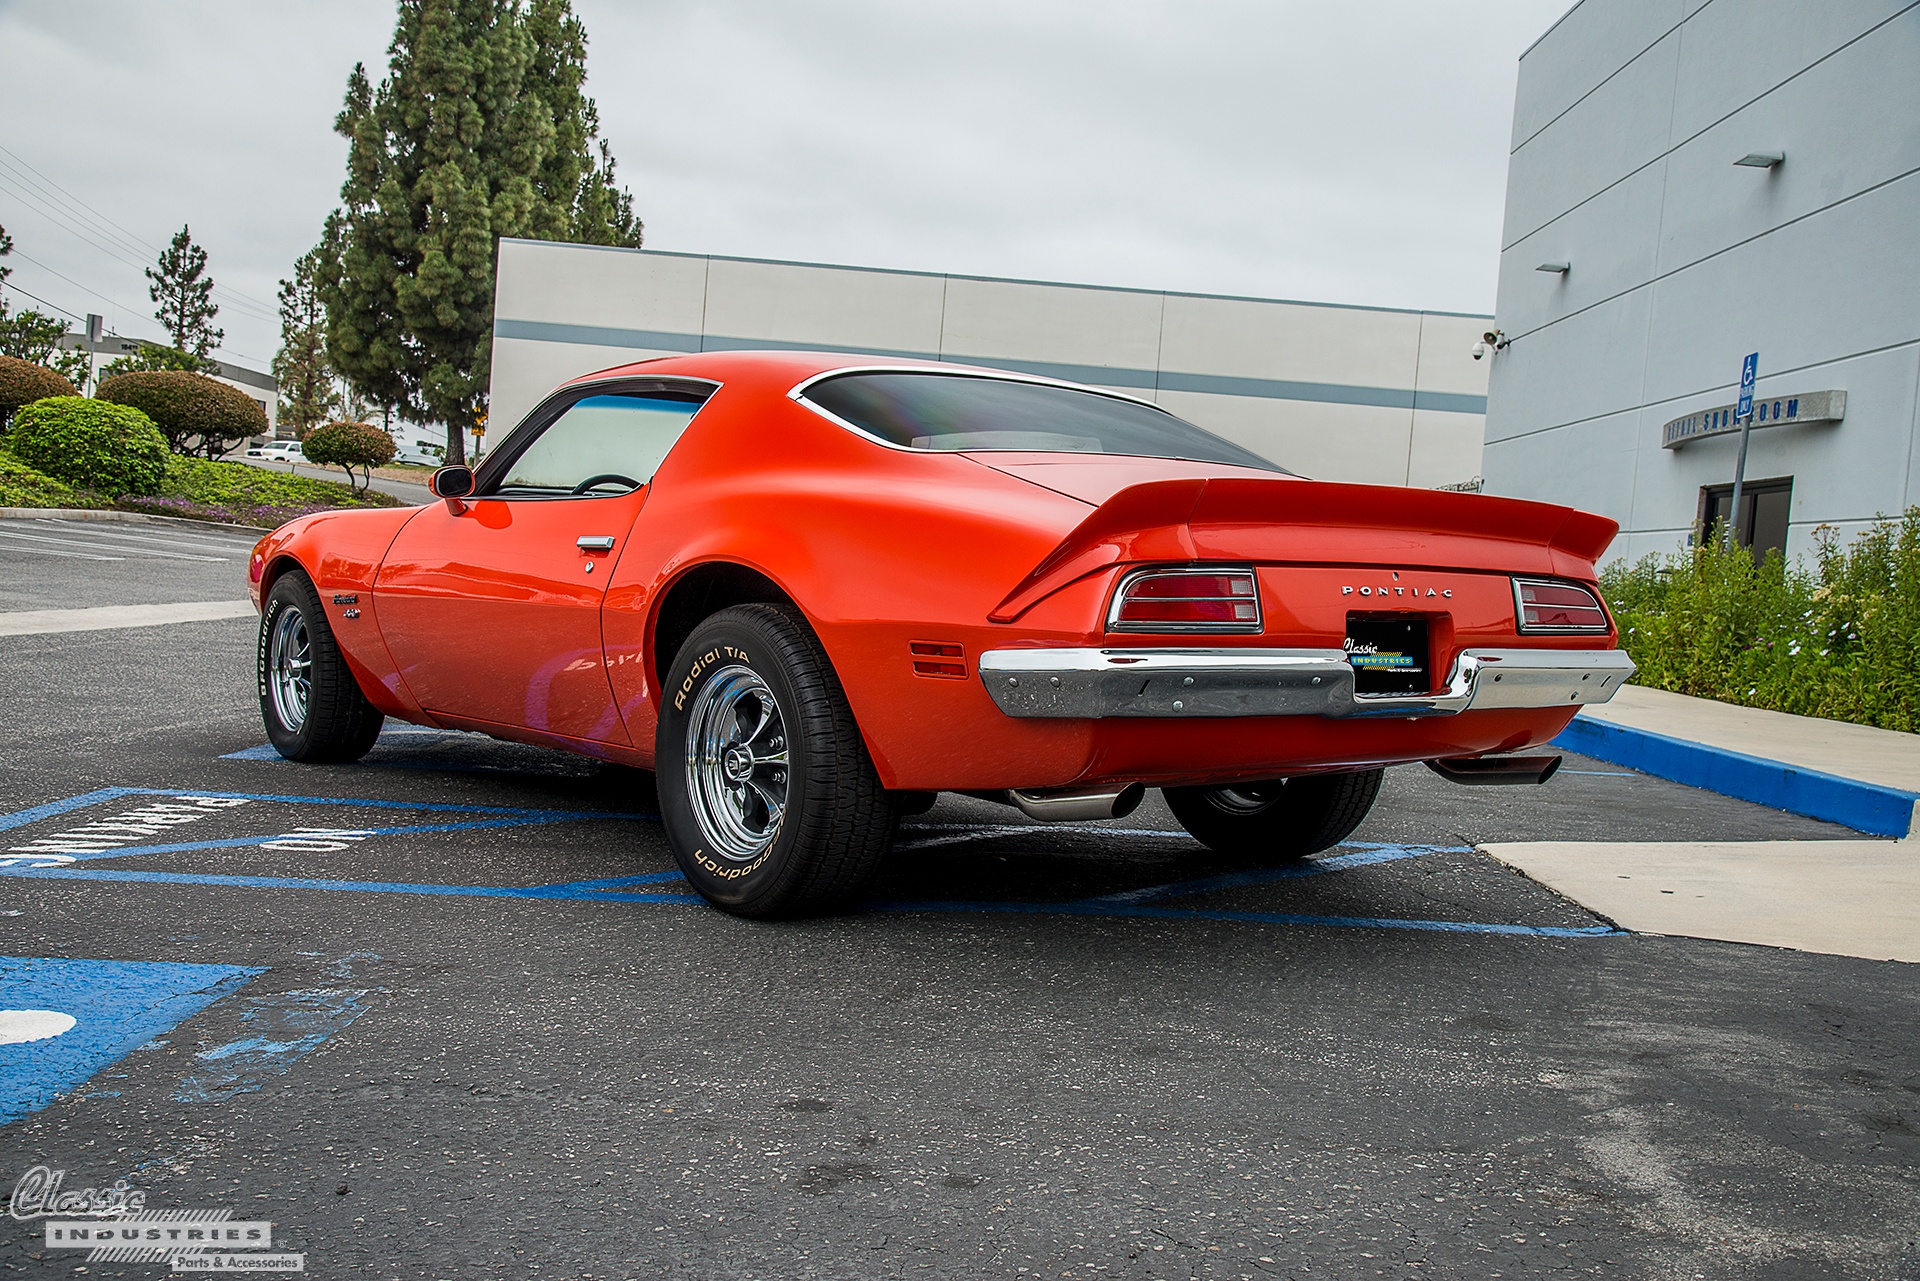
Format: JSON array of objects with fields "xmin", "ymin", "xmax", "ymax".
[
  {"xmin": 267, "ymin": 603, "xmax": 313, "ymax": 731},
  {"xmin": 684, "ymin": 664, "xmax": 790, "ymax": 861}
]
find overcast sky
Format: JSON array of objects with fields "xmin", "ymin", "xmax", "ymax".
[{"xmin": 0, "ymin": 1, "xmax": 1567, "ymax": 370}]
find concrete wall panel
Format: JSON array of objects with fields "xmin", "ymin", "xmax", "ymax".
[
  {"xmin": 1511, "ymin": 0, "xmax": 1687, "ymax": 150},
  {"xmin": 494, "ymin": 240, "xmax": 706, "ymax": 332},
  {"xmin": 701, "ymin": 258, "xmax": 946, "ymax": 353},
  {"xmin": 1157, "ymin": 293, "xmax": 1422, "ymax": 390},
  {"xmin": 1666, "ymin": 0, "xmax": 1906, "ymax": 141},
  {"xmin": 1157, "ymin": 391, "xmax": 1412, "ymax": 487},
  {"xmin": 1503, "ymin": 29, "xmax": 1681, "ymax": 242},
  {"xmin": 1485, "ymin": 288, "xmax": 1655, "ymax": 442},
  {"xmin": 1497, "ymin": 159, "xmax": 1669, "ymax": 337},
  {"xmin": 1406, "ymin": 409, "xmax": 1487, "ymax": 489},
  {"xmin": 939, "ymin": 277, "xmax": 1163, "ymax": 372},
  {"xmin": 1656, "ymin": 11, "xmax": 1920, "ymax": 272},
  {"xmin": 1482, "ymin": 410, "xmax": 1642, "ymax": 533}
]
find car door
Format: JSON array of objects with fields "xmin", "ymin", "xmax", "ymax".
[{"xmin": 374, "ymin": 383, "xmax": 711, "ymax": 745}]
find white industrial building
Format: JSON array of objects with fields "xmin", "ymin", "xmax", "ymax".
[
  {"xmin": 1482, "ymin": 1, "xmax": 1919, "ymax": 563},
  {"xmin": 487, "ymin": 240, "xmax": 1492, "ymax": 490}
]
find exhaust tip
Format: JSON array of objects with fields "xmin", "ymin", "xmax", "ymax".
[
  {"xmin": 1008, "ymin": 782, "xmax": 1145, "ymax": 822},
  {"xmin": 1426, "ymin": 754, "xmax": 1563, "ymax": 786}
]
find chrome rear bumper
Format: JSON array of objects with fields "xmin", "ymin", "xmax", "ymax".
[{"xmin": 977, "ymin": 647, "xmax": 1634, "ymax": 719}]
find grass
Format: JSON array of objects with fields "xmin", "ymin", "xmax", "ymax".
[
  {"xmin": 0, "ymin": 437, "xmax": 399, "ymax": 527},
  {"xmin": 1603, "ymin": 512, "xmax": 1920, "ymax": 733}
]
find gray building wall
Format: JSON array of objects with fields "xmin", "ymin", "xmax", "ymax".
[
  {"xmin": 1482, "ymin": 0, "xmax": 1920, "ymax": 563},
  {"xmin": 488, "ymin": 241, "xmax": 1492, "ymax": 488}
]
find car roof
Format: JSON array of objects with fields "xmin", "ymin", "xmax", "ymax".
[{"xmin": 558, "ymin": 349, "xmax": 1118, "ymax": 398}]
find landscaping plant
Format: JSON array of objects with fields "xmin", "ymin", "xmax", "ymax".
[
  {"xmin": 300, "ymin": 419, "xmax": 395, "ymax": 495},
  {"xmin": 6, "ymin": 396, "xmax": 168, "ymax": 497},
  {"xmin": 1603, "ymin": 512, "xmax": 1920, "ymax": 732},
  {"xmin": 97, "ymin": 369, "xmax": 268, "ymax": 458},
  {"xmin": 0, "ymin": 354, "xmax": 77, "ymax": 428}
]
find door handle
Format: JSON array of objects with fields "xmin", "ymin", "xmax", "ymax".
[{"xmin": 576, "ymin": 536, "xmax": 616, "ymax": 551}]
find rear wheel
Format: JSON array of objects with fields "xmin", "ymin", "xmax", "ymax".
[
  {"xmin": 258, "ymin": 569, "xmax": 384, "ymax": 763},
  {"xmin": 1163, "ymin": 769, "xmax": 1383, "ymax": 862},
  {"xmin": 658, "ymin": 604, "xmax": 896, "ymax": 918}
]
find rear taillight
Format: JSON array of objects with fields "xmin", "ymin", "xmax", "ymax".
[
  {"xmin": 1513, "ymin": 577, "xmax": 1610, "ymax": 634},
  {"xmin": 1108, "ymin": 567, "xmax": 1262, "ymax": 633}
]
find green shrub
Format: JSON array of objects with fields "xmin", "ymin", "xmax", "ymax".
[
  {"xmin": 301, "ymin": 420, "xmax": 396, "ymax": 494},
  {"xmin": 96, "ymin": 370, "xmax": 268, "ymax": 458},
  {"xmin": 0, "ymin": 451, "xmax": 82, "ymax": 509},
  {"xmin": 1603, "ymin": 511, "xmax": 1920, "ymax": 732},
  {"xmin": 7, "ymin": 397, "xmax": 168, "ymax": 497},
  {"xmin": 0, "ymin": 354, "xmax": 78, "ymax": 425}
]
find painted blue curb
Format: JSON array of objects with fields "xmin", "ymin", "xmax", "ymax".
[{"xmin": 1551, "ymin": 714, "xmax": 1919, "ymax": 838}]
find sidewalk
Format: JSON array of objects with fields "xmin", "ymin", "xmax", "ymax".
[{"xmin": 1553, "ymin": 684, "xmax": 1920, "ymax": 837}]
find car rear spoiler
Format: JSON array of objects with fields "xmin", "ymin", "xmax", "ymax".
[{"xmin": 987, "ymin": 477, "xmax": 1618, "ymax": 624}]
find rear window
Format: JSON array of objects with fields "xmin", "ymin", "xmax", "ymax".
[{"xmin": 800, "ymin": 372, "xmax": 1286, "ymax": 472}]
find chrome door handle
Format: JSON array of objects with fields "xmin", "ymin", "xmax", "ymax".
[{"xmin": 576, "ymin": 536, "xmax": 616, "ymax": 551}]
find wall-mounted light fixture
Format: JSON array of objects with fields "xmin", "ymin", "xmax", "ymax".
[
  {"xmin": 1535, "ymin": 261, "xmax": 1570, "ymax": 274},
  {"xmin": 1734, "ymin": 151, "xmax": 1784, "ymax": 168}
]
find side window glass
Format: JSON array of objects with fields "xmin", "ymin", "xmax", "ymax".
[{"xmin": 494, "ymin": 392, "xmax": 704, "ymax": 496}]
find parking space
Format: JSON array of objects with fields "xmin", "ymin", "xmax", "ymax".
[
  {"xmin": 1, "ymin": 540, "xmax": 1916, "ymax": 1278},
  {"xmin": 0, "ymin": 517, "xmax": 261, "ymax": 610}
]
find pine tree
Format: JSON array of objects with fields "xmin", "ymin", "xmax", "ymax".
[
  {"xmin": 318, "ymin": 0, "xmax": 641, "ymax": 464},
  {"xmin": 272, "ymin": 249, "xmax": 342, "ymax": 437},
  {"xmin": 147, "ymin": 226, "xmax": 223, "ymax": 358}
]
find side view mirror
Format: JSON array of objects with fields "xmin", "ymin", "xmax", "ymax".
[{"xmin": 430, "ymin": 465, "xmax": 475, "ymax": 500}]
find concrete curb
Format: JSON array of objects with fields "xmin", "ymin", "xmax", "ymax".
[
  {"xmin": 1552, "ymin": 713, "xmax": 1919, "ymax": 839},
  {"xmin": 0, "ymin": 507, "xmax": 273, "ymax": 535}
]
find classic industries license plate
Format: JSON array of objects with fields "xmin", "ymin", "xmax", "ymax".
[{"xmin": 1344, "ymin": 615, "xmax": 1430, "ymax": 695}]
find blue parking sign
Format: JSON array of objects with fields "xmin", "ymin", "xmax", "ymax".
[{"xmin": 1738, "ymin": 351, "xmax": 1758, "ymax": 420}]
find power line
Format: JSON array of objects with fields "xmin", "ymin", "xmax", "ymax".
[
  {"xmin": 0, "ymin": 144, "xmax": 281, "ymax": 320},
  {"xmin": 0, "ymin": 280, "xmax": 86, "ymax": 324}
]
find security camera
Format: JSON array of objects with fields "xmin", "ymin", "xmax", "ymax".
[{"xmin": 1470, "ymin": 342, "xmax": 1488, "ymax": 361}]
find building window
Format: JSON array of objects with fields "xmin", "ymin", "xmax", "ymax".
[{"xmin": 1698, "ymin": 476, "xmax": 1793, "ymax": 562}]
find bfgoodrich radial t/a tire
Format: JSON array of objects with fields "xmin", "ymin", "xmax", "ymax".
[
  {"xmin": 258, "ymin": 569, "xmax": 384, "ymax": 763},
  {"xmin": 1163, "ymin": 769, "xmax": 1384, "ymax": 863},
  {"xmin": 658, "ymin": 604, "xmax": 896, "ymax": 919}
]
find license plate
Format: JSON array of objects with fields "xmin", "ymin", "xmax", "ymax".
[{"xmin": 1345, "ymin": 615, "xmax": 1430, "ymax": 695}]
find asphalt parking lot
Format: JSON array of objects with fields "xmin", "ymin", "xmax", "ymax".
[{"xmin": 2, "ymin": 515, "xmax": 1917, "ymax": 1279}]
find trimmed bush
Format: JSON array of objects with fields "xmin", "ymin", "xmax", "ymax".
[
  {"xmin": 8, "ymin": 397, "xmax": 168, "ymax": 497},
  {"xmin": 96, "ymin": 370, "xmax": 268, "ymax": 458},
  {"xmin": 301, "ymin": 420, "xmax": 396, "ymax": 495},
  {"xmin": 0, "ymin": 354, "xmax": 78, "ymax": 425}
]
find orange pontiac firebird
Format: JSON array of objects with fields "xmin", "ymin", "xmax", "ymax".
[{"xmin": 248, "ymin": 350, "xmax": 1633, "ymax": 917}]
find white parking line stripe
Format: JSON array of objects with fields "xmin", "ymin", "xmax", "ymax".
[
  {"xmin": 0, "ymin": 530, "xmax": 227, "ymax": 561},
  {"xmin": 33, "ymin": 520, "xmax": 256, "ymax": 551},
  {"xmin": 0, "ymin": 601, "xmax": 256, "ymax": 636},
  {"xmin": 0, "ymin": 543, "xmax": 125, "ymax": 561},
  {"xmin": 29, "ymin": 524, "xmax": 247, "ymax": 555}
]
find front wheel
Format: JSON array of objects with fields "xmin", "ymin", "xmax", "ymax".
[
  {"xmin": 657, "ymin": 604, "xmax": 896, "ymax": 918},
  {"xmin": 257, "ymin": 569, "xmax": 384, "ymax": 762},
  {"xmin": 1163, "ymin": 769, "xmax": 1383, "ymax": 862}
]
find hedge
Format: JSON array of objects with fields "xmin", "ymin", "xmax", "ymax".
[
  {"xmin": 7, "ymin": 397, "xmax": 169, "ymax": 497},
  {"xmin": 0, "ymin": 354, "xmax": 78, "ymax": 423},
  {"xmin": 96, "ymin": 370, "xmax": 268, "ymax": 458},
  {"xmin": 1604, "ymin": 511, "xmax": 1920, "ymax": 732}
]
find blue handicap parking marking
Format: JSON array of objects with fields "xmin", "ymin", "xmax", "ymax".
[
  {"xmin": 0, "ymin": 791, "xmax": 1618, "ymax": 938},
  {"xmin": 0, "ymin": 956, "xmax": 263, "ymax": 1125}
]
